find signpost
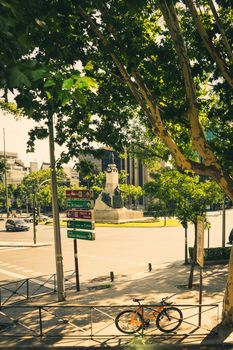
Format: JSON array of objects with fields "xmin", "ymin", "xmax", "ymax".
[
  {"xmin": 67, "ymin": 220, "xmax": 94, "ymax": 230},
  {"xmin": 65, "ymin": 189, "xmax": 95, "ymax": 292},
  {"xmin": 66, "ymin": 210, "xmax": 93, "ymax": 220},
  {"xmin": 196, "ymin": 216, "xmax": 205, "ymax": 326},
  {"xmin": 67, "ymin": 230, "xmax": 95, "ymax": 240},
  {"xmin": 66, "ymin": 199, "xmax": 94, "ymax": 209}
]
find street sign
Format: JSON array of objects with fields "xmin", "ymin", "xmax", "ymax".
[
  {"xmin": 66, "ymin": 189, "xmax": 93, "ymax": 199},
  {"xmin": 66, "ymin": 199, "xmax": 94, "ymax": 210},
  {"xmin": 67, "ymin": 230, "xmax": 95, "ymax": 240},
  {"xmin": 197, "ymin": 216, "xmax": 205, "ymax": 267},
  {"xmin": 66, "ymin": 210, "xmax": 93, "ymax": 220},
  {"xmin": 67, "ymin": 220, "xmax": 94, "ymax": 230}
]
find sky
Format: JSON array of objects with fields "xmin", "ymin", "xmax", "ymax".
[{"xmin": 0, "ymin": 109, "xmax": 65, "ymax": 167}]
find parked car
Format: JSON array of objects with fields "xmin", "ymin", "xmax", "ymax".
[
  {"xmin": 24, "ymin": 216, "xmax": 34, "ymax": 223},
  {"xmin": 5, "ymin": 219, "xmax": 30, "ymax": 232},
  {"xmin": 38, "ymin": 214, "xmax": 49, "ymax": 222}
]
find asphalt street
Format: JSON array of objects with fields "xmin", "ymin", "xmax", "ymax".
[{"xmin": 0, "ymin": 209, "xmax": 232, "ymax": 284}]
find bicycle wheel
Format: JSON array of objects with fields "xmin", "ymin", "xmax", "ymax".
[
  {"xmin": 156, "ymin": 307, "xmax": 183, "ymax": 333},
  {"xmin": 115, "ymin": 310, "xmax": 143, "ymax": 334}
]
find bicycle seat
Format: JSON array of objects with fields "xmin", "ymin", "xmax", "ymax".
[{"xmin": 133, "ymin": 298, "xmax": 144, "ymax": 302}]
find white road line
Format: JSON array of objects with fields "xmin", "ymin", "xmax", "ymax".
[
  {"xmin": 0, "ymin": 262, "xmax": 9, "ymax": 266},
  {"xmin": 0, "ymin": 268, "xmax": 54, "ymax": 289},
  {"xmin": 0, "ymin": 268, "xmax": 29, "ymax": 279},
  {"xmin": 24, "ymin": 269, "xmax": 33, "ymax": 273},
  {"xmin": 32, "ymin": 272, "xmax": 42, "ymax": 276},
  {"xmin": 8, "ymin": 265, "xmax": 18, "ymax": 268},
  {"xmin": 15, "ymin": 267, "xmax": 25, "ymax": 270},
  {"xmin": 0, "ymin": 247, "xmax": 25, "ymax": 252}
]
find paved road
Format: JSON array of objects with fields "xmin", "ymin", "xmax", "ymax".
[{"xmin": 0, "ymin": 210, "xmax": 232, "ymax": 284}]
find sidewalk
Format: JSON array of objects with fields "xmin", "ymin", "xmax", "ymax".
[{"xmin": 0, "ymin": 260, "xmax": 232, "ymax": 348}]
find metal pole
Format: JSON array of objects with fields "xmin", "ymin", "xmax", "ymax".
[
  {"xmin": 32, "ymin": 190, "xmax": 37, "ymax": 245},
  {"xmin": 3, "ymin": 128, "xmax": 9, "ymax": 217},
  {"xmin": 73, "ymin": 239, "xmax": 80, "ymax": 291},
  {"xmin": 222, "ymin": 195, "xmax": 226, "ymax": 248},
  {"xmin": 48, "ymin": 116, "xmax": 65, "ymax": 301},
  {"xmin": 198, "ymin": 266, "xmax": 203, "ymax": 327},
  {"xmin": 184, "ymin": 226, "xmax": 188, "ymax": 264},
  {"xmin": 207, "ymin": 228, "xmax": 210, "ymax": 249}
]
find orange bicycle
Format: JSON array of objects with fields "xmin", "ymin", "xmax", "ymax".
[{"xmin": 115, "ymin": 297, "xmax": 183, "ymax": 334}]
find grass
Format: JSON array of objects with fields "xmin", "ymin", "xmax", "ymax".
[{"xmin": 59, "ymin": 218, "xmax": 180, "ymax": 228}]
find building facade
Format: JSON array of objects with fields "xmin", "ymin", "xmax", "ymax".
[{"xmin": 0, "ymin": 151, "xmax": 29, "ymax": 185}]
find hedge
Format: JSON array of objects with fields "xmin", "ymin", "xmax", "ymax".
[{"xmin": 189, "ymin": 247, "xmax": 231, "ymax": 262}]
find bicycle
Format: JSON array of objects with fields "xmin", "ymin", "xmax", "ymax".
[{"xmin": 115, "ymin": 297, "xmax": 183, "ymax": 334}]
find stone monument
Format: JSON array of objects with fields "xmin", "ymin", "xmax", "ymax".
[{"xmin": 94, "ymin": 153, "xmax": 144, "ymax": 223}]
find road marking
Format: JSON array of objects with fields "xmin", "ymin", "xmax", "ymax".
[
  {"xmin": 24, "ymin": 269, "xmax": 33, "ymax": 273},
  {"xmin": 0, "ymin": 247, "xmax": 25, "ymax": 252},
  {"xmin": 0, "ymin": 268, "xmax": 54, "ymax": 289},
  {"xmin": 0, "ymin": 268, "xmax": 29, "ymax": 279},
  {"xmin": 8, "ymin": 265, "xmax": 18, "ymax": 268},
  {"xmin": 15, "ymin": 267, "xmax": 25, "ymax": 270}
]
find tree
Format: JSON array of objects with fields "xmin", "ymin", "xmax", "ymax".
[
  {"xmin": 1, "ymin": 0, "xmax": 233, "ymax": 323},
  {"xmin": 20, "ymin": 169, "xmax": 69, "ymax": 212},
  {"xmin": 144, "ymin": 168, "xmax": 223, "ymax": 278},
  {"xmin": 60, "ymin": 0, "xmax": 232, "ymax": 324},
  {"xmin": 120, "ymin": 183, "xmax": 144, "ymax": 208}
]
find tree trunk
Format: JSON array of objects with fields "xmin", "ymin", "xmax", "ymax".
[
  {"xmin": 188, "ymin": 222, "xmax": 197, "ymax": 289},
  {"xmin": 222, "ymin": 248, "xmax": 233, "ymax": 324}
]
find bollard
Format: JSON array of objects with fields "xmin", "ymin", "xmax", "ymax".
[
  {"xmin": 110, "ymin": 271, "xmax": 114, "ymax": 282},
  {"xmin": 148, "ymin": 263, "xmax": 152, "ymax": 272}
]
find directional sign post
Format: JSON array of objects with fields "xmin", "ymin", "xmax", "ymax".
[
  {"xmin": 67, "ymin": 220, "xmax": 95, "ymax": 231},
  {"xmin": 66, "ymin": 199, "xmax": 94, "ymax": 210},
  {"xmin": 66, "ymin": 189, "xmax": 95, "ymax": 292},
  {"xmin": 68, "ymin": 230, "xmax": 95, "ymax": 240}
]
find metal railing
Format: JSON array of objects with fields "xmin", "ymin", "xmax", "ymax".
[
  {"xmin": 0, "ymin": 303, "xmax": 219, "ymax": 344},
  {"xmin": 0, "ymin": 270, "xmax": 76, "ymax": 306}
]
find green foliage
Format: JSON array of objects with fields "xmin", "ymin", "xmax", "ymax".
[
  {"xmin": 189, "ymin": 247, "xmax": 231, "ymax": 262},
  {"xmin": 20, "ymin": 169, "xmax": 69, "ymax": 211},
  {"xmin": 120, "ymin": 184, "xmax": 144, "ymax": 202},
  {"xmin": 144, "ymin": 168, "xmax": 223, "ymax": 224}
]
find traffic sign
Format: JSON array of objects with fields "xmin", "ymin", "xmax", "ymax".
[
  {"xmin": 67, "ymin": 230, "xmax": 95, "ymax": 240},
  {"xmin": 67, "ymin": 220, "xmax": 94, "ymax": 230},
  {"xmin": 66, "ymin": 189, "xmax": 93, "ymax": 199},
  {"xmin": 66, "ymin": 210, "xmax": 93, "ymax": 220},
  {"xmin": 66, "ymin": 199, "xmax": 94, "ymax": 210}
]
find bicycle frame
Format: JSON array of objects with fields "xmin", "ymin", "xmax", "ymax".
[{"xmin": 131, "ymin": 304, "xmax": 165, "ymax": 325}]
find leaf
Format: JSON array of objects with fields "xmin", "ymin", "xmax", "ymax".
[
  {"xmin": 30, "ymin": 68, "xmax": 47, "ymax": 81},
  {"xmin": 45, "ymin": 91, "xmax": 52, "ymax": 100},
  {"xmin": 62, "ymin": 77, "xmax": 74, "ymax": 90},
  {"xmin": 44, "ymin": 79, "xmax": 56, "ymax": 88},
  {"xmin": 74, "ymin": 76, "xmax": 98, "ymax": 91},
  {"xmin": 84, "ymin": 61, "xmax": 94, "ymax": 71},
  {"xmin": 8, "ymin": 66, "xmax": 31, "ymax": 88}
]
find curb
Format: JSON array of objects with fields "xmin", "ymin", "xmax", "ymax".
[{"xmin": 0, "ymin": 243, "xmax": 52, "ymax": 248}]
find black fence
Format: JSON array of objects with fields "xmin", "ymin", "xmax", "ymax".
[
  {"xmin": 0, "ymin": 303, "xmax": 219, "ymax": 347},
  {"xmin": 0, "ymin": 271, "xmax": 76, "ymax": 307}
]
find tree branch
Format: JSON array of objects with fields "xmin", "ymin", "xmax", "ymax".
[
  {"xmin": 76, "ymin": 4, "xmax": 233, "ymax": 201},
  {"xmin": 158, "ymin": 0, "xmax": 221, "ymax": 169},
  {"xmin": 185, "ymin": 0, "xmax": 233, "ymax": 88},
  {"xmin": 206, "ymin": 0, "xmax": 233, "ymax": 63}
]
